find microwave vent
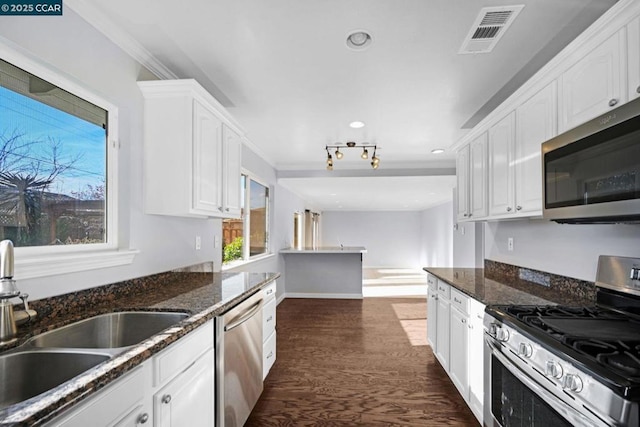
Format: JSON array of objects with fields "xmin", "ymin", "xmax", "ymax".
[{"xmin": 459, "ymin": 5, "xmax": 524, "ymax": 54}]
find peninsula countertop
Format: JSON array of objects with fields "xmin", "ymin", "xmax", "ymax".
[
  {"xmin": 0, "ymin": 268, "xmax": 280, "ymax": 426},
  {"xmin": 280, "ymin": 246, "xmax": 367, "ymax": 254}
]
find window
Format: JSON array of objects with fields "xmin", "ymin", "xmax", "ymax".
[
  {"xmin": 222, "ymin": 174, "xmax": 269, "ymax": 265},
  {"xmin": 0, "ymin": 58, "xmax": 109, "ymax": 249}
]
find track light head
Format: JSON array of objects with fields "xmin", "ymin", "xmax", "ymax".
[
  {"xmin": 335, "ymin": 148, "xmax": 343, "ymax": 159},
  {"xmin": 361, "ymin": 148, "xmax": 368, "ymax": 159}
]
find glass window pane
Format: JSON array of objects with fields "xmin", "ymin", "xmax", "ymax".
[
  {"xmin": 222, "ymin": 175, "xmax": 245, "ymax": 264},
  {"xmin": 0, "ymin": 59, "xmax": 107, "ymax": 247},
  {"xmin": 249, "ymin": 179, "xmax": 268, "ymax": 257}
]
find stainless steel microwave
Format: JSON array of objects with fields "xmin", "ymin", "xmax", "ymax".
[{"xmin": 542, "ymin": 97, "xmax": 640, "ymax": 224}]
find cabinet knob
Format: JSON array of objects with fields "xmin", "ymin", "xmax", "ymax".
[
  {"xmin": 516, "ymin": 205, "xmax": 522, "ymax": 211},
  {"xmin": 609, "ymin": 98, "xmax": 618, "ymax": 107},
  {"xmin": 468, "ymin": 213, "xmax": 472, "ymax": 217},
  {"xmin": 162, "ymin": 394, "xmax": 172, "ymax": 404},
  {"xmin": 463, "ymin": 213, "xmax": 469, "ymax": 217},
  {"xmin": 218, "ymin": 206, "xmax": 223, "ymax": 211},
  {"xmin": 461, "ymin": 318, "xmax": 466, "ymax": 324},
  {"xmin": 225, "ymin": 207, "xmax": 230, "ymax": 212},
  {"xmin": 506, "ymin": 207, "xmax": 512, "ymax": 212},
  {"xmin": 137, "ymin": 413, "xmax": 149, "ymax": 424}
]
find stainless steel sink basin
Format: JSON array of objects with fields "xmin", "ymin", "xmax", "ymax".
[
  {"xmin": 26, "ymin": 311, "xmax": 189, "ymax": 349},
  {"xmin": 0, "ymin": 350, "xmax": 110, "ymax": 409}
]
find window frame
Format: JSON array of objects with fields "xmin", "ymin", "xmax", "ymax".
[
  {"xmin": 0, "ymin": 39, "xmax": 136, "ymax": 279},
  {"xmin": 222, "ymin": 169, "xmax": 271, "ymax": 269}
]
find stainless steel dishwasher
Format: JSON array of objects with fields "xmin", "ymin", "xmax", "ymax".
[{"xmin": 215, "ymin": 291, "xmax": 263, "ymax": 427}]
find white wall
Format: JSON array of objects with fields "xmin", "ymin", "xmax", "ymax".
[
  {"xmin": 485, "ymin": 219, "xmax": 640, "ymax": 281},
  {"xmin": 419, "ymin": 201, "xmax": 453, "ymax": 268},
  {"xmin": 321, "ymin": 211, "xmax": 423, "ymax": 268}
]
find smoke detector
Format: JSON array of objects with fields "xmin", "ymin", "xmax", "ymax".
[{"xmin": 459, "ymin": 5, "xmax": 524, "ymax": 54}]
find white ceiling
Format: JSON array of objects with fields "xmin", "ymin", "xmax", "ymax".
[{"xmin": 84, "ymin": 0, "xmax": 616, "ymax": 211}]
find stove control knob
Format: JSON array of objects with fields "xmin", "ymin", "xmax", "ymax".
[
  {"xmin": 495, "ymin": 327, "xmax": 510, "ymax": 342},
  {"xmin": 563, "ymin": 374, "xmax": 583, "ymax": 393},
  {"xmin": 545, "ymin": 361, "xmax": 563, "ymax": 379},
  {"xmin": 518, "ymin": 343, "xmax": 533, "ymax": 358}
]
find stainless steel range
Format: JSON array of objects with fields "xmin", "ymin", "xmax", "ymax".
[{"xmin": 484, "ymin": 255, "xmax": 640, "ymax": 427}]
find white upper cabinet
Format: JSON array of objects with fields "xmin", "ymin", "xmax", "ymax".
[
  {"xmin": 628, "ymin": 16, "xmax": 640, "ymax": 102},
  {"xmin": 558, "ymin": 29, "xmax": 626, "ymax": 133},
  {"xmin": 139, "ymin": 79, "xmax": 243, "ymax": 219},
  {"xmin": 222, "ymin": 126, "xmax": 243, "ymax": 217},
  {"xmin": 469, "ymin": 133, "xmax": 488, "ymax": 220},
  {"xmin": 456, "ymin": 145, "xmax": 470, "ymax": 221},
  {"xmin": 488, "ymin": 112, "xmax": 515, "ymax": 217},
  {"xmin": 514, "ymin": 82, "xmax": 558, "ymax": 215}
]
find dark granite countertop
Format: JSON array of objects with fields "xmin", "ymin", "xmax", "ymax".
[
  {"xmin": 423, "ymin": 265, "xmax": 595, "ymax": 307},
  {"xmin": 0, "ymin": 267, "xmax": 279, "ymax": 426}
]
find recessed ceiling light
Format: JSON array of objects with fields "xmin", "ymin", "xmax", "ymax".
[
  {"xmin": 431, "ymin": 148, "xmax": 445, "ymax": 154},
  {"xmin": 349, "ymin": 121, "xmax": 365, "ymax": 129},
  {"xmin": 346, "ymin": 30, "xmax": 373, "ymax": 51}
]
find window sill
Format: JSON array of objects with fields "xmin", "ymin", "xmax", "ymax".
[
  {"xmin": 15, "ymin": 249, "xmax": 139, "ymax": 280},
  {"xmin": 222, "ymin": 253, "xmax": 276, "ymax": 271}
]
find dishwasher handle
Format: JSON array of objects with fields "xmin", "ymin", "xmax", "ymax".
[{"xmin": 224, "ymin": 300, "xmax": 262, "ymax": 332}]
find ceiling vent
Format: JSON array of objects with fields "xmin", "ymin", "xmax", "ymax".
[{"xmin": 459, "ymin": 5, "xmax": 524, "ymax": 54}]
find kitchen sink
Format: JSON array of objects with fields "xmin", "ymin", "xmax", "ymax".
[
  {"xmin": 0, "ymin": 350, "xmax": 110, "ymax": 409},
  {"xmin": 25, "ymin": 311, "xmax": 189, "ymax": 349}
]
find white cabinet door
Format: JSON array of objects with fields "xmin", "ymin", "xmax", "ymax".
[
  {"xmin": 469, "ymin": 133, "xmax": 488, "ymax": 220},
  {"xmin": 435, "ymin": 295, "xmax": 450, "ymax": 371},
  {"xmin": 192, "ymin": 99, "xmax": 223, "ymax": 215},
  {"xmin": 449, "ymin": 306, "xmax": 468, "ymax": 398},
  {"xmin": 559, "ymin": 29, "xmax": 626, "ymax": 133},
  {"xmin": 154, "ymin": 349, "xmax": 215, "ymax": 427},
  {"xmin": 221, "ymin": 125, "xmax": 242, "ymax": 218},
  {"xmin": 628, "ymin": 16, "xmax": 640, "ymax": 102},
  {"xmin": 467, "ymin": 298, "xmax": 486, "ymax": 425},
  {"xmin": 515, "ymin": 82, "xmax": 557, "ymax": 215},
  {"xmin": 488, "ymin": 112, "xmax": 515, "ymax": 217},
  {"xmin": 426, "ymin": 276, "xmax": 438, "ymax": 350},
  {"xmin": 456, "ymin": 145, "xmax": 470, "ymax": 221}
]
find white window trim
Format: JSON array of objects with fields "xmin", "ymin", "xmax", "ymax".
[
  {"xmin": 242, "ymin": 170, "xmax": 271, "ymax": 260},
  {"xmin": 0, "ymin": 36, "xmax": 137, "ymax": 279}
]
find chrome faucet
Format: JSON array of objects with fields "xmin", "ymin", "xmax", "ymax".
[{"xmin": 0, "ymin": 240, "xmax": 36, "ymax": 344}]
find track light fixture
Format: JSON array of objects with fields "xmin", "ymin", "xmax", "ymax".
[{"xmin": 325, "ymin": 142, "xmax": 379, "ymax": 170}]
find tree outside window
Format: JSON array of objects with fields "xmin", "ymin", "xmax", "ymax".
[
  {"xmin": 223, "ymin": 174, "xmax": 269, "ymax": 264},
  {"xmin": 0, "ymin": 59, "xmax": 107, "ymax": 248}
]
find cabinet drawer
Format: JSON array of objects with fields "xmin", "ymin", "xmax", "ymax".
[
  {"xmin": 450, "ymin": 288, "xmax": 469, "ymax": 315},
  {"xmin": 437, "ymin": 279, "xmax": 450, "ymax": 299},
  {"xmin": 49, "ymin": 362, "xmax": 151, "ymax": 427},
  {"xmin": 154, "ymin": 320, "xmax": 214, "ymax": 387},
  {"xmin": 427, "ymin": 274, "xmax": 437, "ymax": 289},
  {"xmin": 262, "ymin": 281, "xmax": 276, "ymax": 301},
  {"xmin": 263, "ymin": 330, "xmax": 276, "ymax": 380},
  {"xmin": 263, "ymin": 297, "xmax": 276, "ymax": 339}
]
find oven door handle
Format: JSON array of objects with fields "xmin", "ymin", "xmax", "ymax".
[{"xmin": 488, "ymin": 339, "xmax": 608, "ymax": 427}]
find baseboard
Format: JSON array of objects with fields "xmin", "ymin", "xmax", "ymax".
[
  {"xmin": 276, "ymin": 293, "xmax": 286, "ymax": 305},
  {"xmin": 284, "ymin": 292, "xmax": 363, "ymax": 300}
]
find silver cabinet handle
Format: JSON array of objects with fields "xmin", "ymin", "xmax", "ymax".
[
  {"xmin": 267, "ymin": 315, "xmax": 273, "ymax": 322},
  {"xmin": 137, "ymin": 413, "xmax": 149, "ymax": 424},
  {"xmin": 516, "ymin": 205, "xmax": 522, "ymax": 211},
  {"xmin": 266, "ymin": 351, "xmax": 274, "ymax": 359},
  {"xmin": 454, "ymin": 297, "xmax": 461, "ymax": 304},
  {"xmin": 609, "ymin": 98, "xmax": 618, "ymax": 107},
  {"xmin": 506, "ymin": 207, "xmax": 512, "ymax": 212},
  {"xmin": 162, "ymin": 394, "xmax": 172, "ymax": 404}
]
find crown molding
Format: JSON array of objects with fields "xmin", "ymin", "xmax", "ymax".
[{"xmin": 65, "ymin": 0, "xmax": 178, "ymax": 80}]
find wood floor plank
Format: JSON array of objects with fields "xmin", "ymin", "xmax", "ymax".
[{"xmin": 246, "ymin": 298, "xmax": 479, "ymax": 426}]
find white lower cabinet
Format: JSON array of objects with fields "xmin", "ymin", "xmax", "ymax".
[
  {"xmin": 262, "ymin": 281, "xmax": 277, "ymax": 379},
  {"xmin": 435, "ymin": 280, "xmax": 451, "ymax": 371},
  {"xmin": 426, "ymin": 274, "xmax": 484, "ymax": 426},
  {"xmin": 154, "ymin": 349, "xmax": 215, "ymax": 427},
  {"xmin": 468, "ymin": 298, "xmax": 486, "ymax": 425},
  {"xmin": 46, "ymin": 320, "xmax": 216, "ymax": 427}
]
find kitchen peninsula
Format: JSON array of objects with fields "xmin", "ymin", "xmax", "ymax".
[{"xmin": 280, "ymin": 246, "xmax": 366, "ymax": 299}]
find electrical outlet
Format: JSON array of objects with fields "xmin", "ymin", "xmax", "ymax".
[
  {"xmin": 507, "ymin": 237, "xmax": 514, "ymax": 251},
  {"xmin": 195, "ymin": 236, "xmax": 202, "ymax": 250}
]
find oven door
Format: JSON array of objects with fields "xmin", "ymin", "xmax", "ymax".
[{"xmin": 484, "ymin": 337, "xmax": 607, "ymax": 427}]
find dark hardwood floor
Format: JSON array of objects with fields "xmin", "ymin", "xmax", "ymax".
[{"xmin": 246, "ymin": 298, "xmax": 479, "ymax": 426}]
